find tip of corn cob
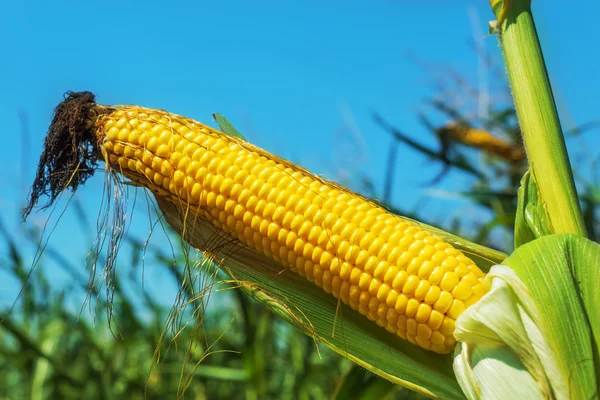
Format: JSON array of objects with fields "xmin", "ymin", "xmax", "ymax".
[{"xmin": 23, "ymin": 91, "xmax": 108, "ymax": 220}]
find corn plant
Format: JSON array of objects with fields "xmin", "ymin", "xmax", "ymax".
[{"xmin": 16, "ymin": 0, "xmax": 600, "ymax": 398}]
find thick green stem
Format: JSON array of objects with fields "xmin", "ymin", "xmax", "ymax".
[{"xmin": 491, "ymin": 0, "xmax": 586, "ymax": 236}]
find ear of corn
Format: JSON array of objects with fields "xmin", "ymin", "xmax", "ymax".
[
  {"xmin": 97, "ymin": 106, "xmax": 487, "ymax": 354},
  {"xmin": 437, "ymin": 123, "xmax": 525, "ymax": 162}
]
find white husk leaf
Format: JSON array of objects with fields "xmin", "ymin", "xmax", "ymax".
[{"xmin": 453, "ymin": 265, "xmax": 569, "ymax": 399}]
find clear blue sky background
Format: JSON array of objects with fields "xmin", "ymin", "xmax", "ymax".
[{"xmin": 1, "ymin": 1, "xmax": 598, "ymax": 309}]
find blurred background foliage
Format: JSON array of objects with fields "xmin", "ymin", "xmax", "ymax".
[{"xmin": 1, "ymin": 50, "xmax": 598, "ymax": 400}]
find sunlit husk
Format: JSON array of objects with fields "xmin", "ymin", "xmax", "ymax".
[{"xmin": 453, "ymin": 265, "xmax": 568, "ymax": 399}]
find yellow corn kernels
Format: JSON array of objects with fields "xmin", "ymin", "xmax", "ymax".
[{"xmin": 97, "ymin": 106, "xmax": 487, "ymax": 354}]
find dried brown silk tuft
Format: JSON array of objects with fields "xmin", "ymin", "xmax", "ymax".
[{"xmin": 23, "ymin": 91, "xmax": 112, "ymax": 219}]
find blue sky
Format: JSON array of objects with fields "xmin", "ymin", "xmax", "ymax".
[{"xmin": 1, "ymin": 1, "xmax": 598, "ymax": 308}]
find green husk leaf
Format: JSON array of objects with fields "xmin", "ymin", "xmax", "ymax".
[
  {"xmin": 455, "ymin": 344, "xmax": 543, "ymax": 400},
  {"xmin": 454, "ymin": 234, "xmax": 600, "ymax": 399},
  {"xmin": 332, "ymin": 365, "xmax": 398, "ymax": 400},
  {"xmin": 514, "ymin": 170, "xmax": 553, "ymax": 248},
  {"xmin": 213, "ymin": 113, "xmax": 246, "ymax": 140},
  {"xmin": 502, "ymin": 235, "xmax": 598, "ymax": 398},
  {"xmin": 158, "ymin": 197, "xmax": 469, "ymax": 399},
  {"xmin": 455, "ymin": 234, "xmax": 600, "ymax": 399},
  {"xmin": 453, "ymin": 265, "xmax": 564, "ymax": 399},
  {"xmin": 200, "ymin": 251, "xmax": 462, "ymax": 398}
]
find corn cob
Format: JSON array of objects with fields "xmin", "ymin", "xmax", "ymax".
[
  {"xmin": 437, "ymin": 123, "xmax": 525, "ymax": 162},
  {"xmin": 91, "ymin": 105, "xmax": 488, "ymax": 354}
]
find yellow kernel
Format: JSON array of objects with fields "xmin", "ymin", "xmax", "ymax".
[
  {"xmin": 281, "ymin": 211, "xmax": 294, "ymax": 229},
  {"xmin": 304, "ymin": 261, "xmax": 314, "ymax": 281},
  {"xmin": 313, "ymin": 265, "xmax": 323, "ymax": 285},
  {"xmin": 414, "ymin": 280, "xmax": 431, "ymax": 301},
  {"xmin": 430, "ymin": 344, "xmax": 447, "ymax": 354},
  {"xmin": 340, "ymin": 281, "xmax": 350, "ymax": 303},
  {"xmin": 336, "ymin": 241, "xmax": 350, "ymax": 259},
  {"xmin": 359, "ymin": 292, "xmax": 370, "ymax": 307},
  {"xmin": 358, "ymin": 232, "xmax": 376, "ymax": 250},
  {"xmin": 386, "ymin": 308, "xmax": 398, "ymax": 325},
  {"xmin": 272, "ymin": 206, "xmax": 286, "ymax": 224},
  {"xmin": 387, "ymin": 247, "xmax": 402, "ymax": 266},
  {"xmin": 430, "ymin": 331, "xmax": 445, "ymax": 345},
  {"xmin": 473, "ymin": 282, "xmax": 487, "ymax": 297},
  {"xmin": 424, "ymin": 285, "xmax": 441, "ymax": 305},
  {"xmin": 340, "ymin": 262, "xmax": 351, "ymax": 280},
  {"xmin": 407, "ymin": 240, "xmax": 425, "ymax": 257},
  {"xmin": 376, "ymin": 284, "xmax": 390, "ymax": 302},
  {"xmin": 344, "ymin": 244, "xmax": 361, "ymax": 264},
  {"xmin": 385, "ymin": 289, "xmax": 399, "ymax": 308},
  {"xmin": 350, "ymin": 268, "xmax": 362, "ymax": 285},
  {"xmin": 331, "ymin": 276, "xmax": 341, "ymax": 296},
  {"xmin": 401, "ymin": 275, "xmax": 420, "ymax": 295},
  {"xmin": 263, "ymin": 203, "xmax": 277, "ymax": 220},
  {"xmin": 406, "ymin": 256, "xmax": 423, "ymax": 275},
  {"xmin": 295, "ymin": 198, "xmax": 310, "ymax": 214},
  {"xmin": 463, "ymin": 294, "xmax": 479, "ymax": 308},
  {"xmin": 364, "ymin": 256, "xmax": 378, "ymax": 275},
  {"xmin": 433, "ymin": 291, "xmax": 453, "ymax": 314},
  {"xmin": 377, "ymin": 243, "xmax": 391, "ymax": 261},
  {"xmin": 428, "ymin": 267, "xmax": 445, "ymax": 285},
  {"xmin": 415, "ymin": 336, "xmax": 431, "ymax": 350},
  {"xmin": 445, "ymin": 336, "xmax": 456, "ymax": 348},
  {"xmin": 451, "ymin": 281, "xmax": 473, "ymax": 300},
  {"xmin": 329, "ymin": 258, "xmax": 341, "ymax": 275},
  {"xmin": 368, "ymin": 279, "xmax": 381, "ymax": 297},
  {"xmin": 267, "ymin": 223, "xmax": 280, "ymax": 241},
  {"xmin": 319, "ymin": 251, "xmax": 333, "ymax": 270},
  {"xmin": 394, "ymin": 294, "xmax": 408, "ymax": 315},
  {"xmin": 427, "ymin": 310, "xmax": 444, "ymax": 331},
  {"xmin": 440, "ymin": 271, "xmax": 460, "ymax": 291},
  {"xmin": 368, "ymin": 237, "xmax": 385, "ymax": 255},
  {"xmin": 233, "ymin": 204, "xmax": 245, "ymax": 219},
  {"xmin": 417, "ymin": 323, "xmax": 432, "ymax": 340},
  {"xmin": 307, "ymin": 226, "xmax": 321, "ymax": 243},
  {"xmin": 290, "ymin": 215, "xmax": 304, "ymax": 231},
  {"xmin": 441, "ymin": 256, "xmax": 458, "ymax": 269},
  {"xmin": 419, "ymin": 245, "xmax": 435, "ymax": 260},
  {"xmin": 383, "ymin": 266, "xmax": 399, "ymax": 285},
  {"xmin": 415, "ymin": 303, "xmax": 432, "ymax": 324},
  {"xmin": 298, "ymin": 221, "xmax": 312, "ymax": 240},
  {"xmin": 368, "ymin": 297, "xmax": 378, "ymax": 311},
  {"xmin": 373, "ymin": 261, "xmax": 389, "ymax": 280},
  {"xmin": 396, "ymin": 315, "xmax": 407, "ymax": 331},
  {"xmin": 322, "ymin": 271, "xmax": 332, "ymax": 293},
  {"xmin": 417, "ymin": 261, "xmax": 434, "ymax": 279},
  {"xmin": 455, "ymin": 264, "xmax": 470, "ymax": 279},
  {"xmin": 358, "ymin": 273, "xmax": 372, "ymax": 291},
  {"xmin": 405, "ymin": 299, "xmax": 419, "ymax": 318},
  {"xmin": 439, "ymin": 317, "xmax": 455, "ymax": 336},
  {"xmin": 391, "ymin": 271, "xmax": 408, "ymax": 292},
  {"xmin": 301, "ymin": 243, "xmax": 315, "ymax": 261},
  {"xmin": 447, "ymin": 299, "xmax": 465, "ymax": 320},
  {"xmin": 406, "ymin": 318, "xmax": 417, "ymax": 335},
  {"xmin": 355, "ymin": 250, "xmax": 369, "ymax": 268}
]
